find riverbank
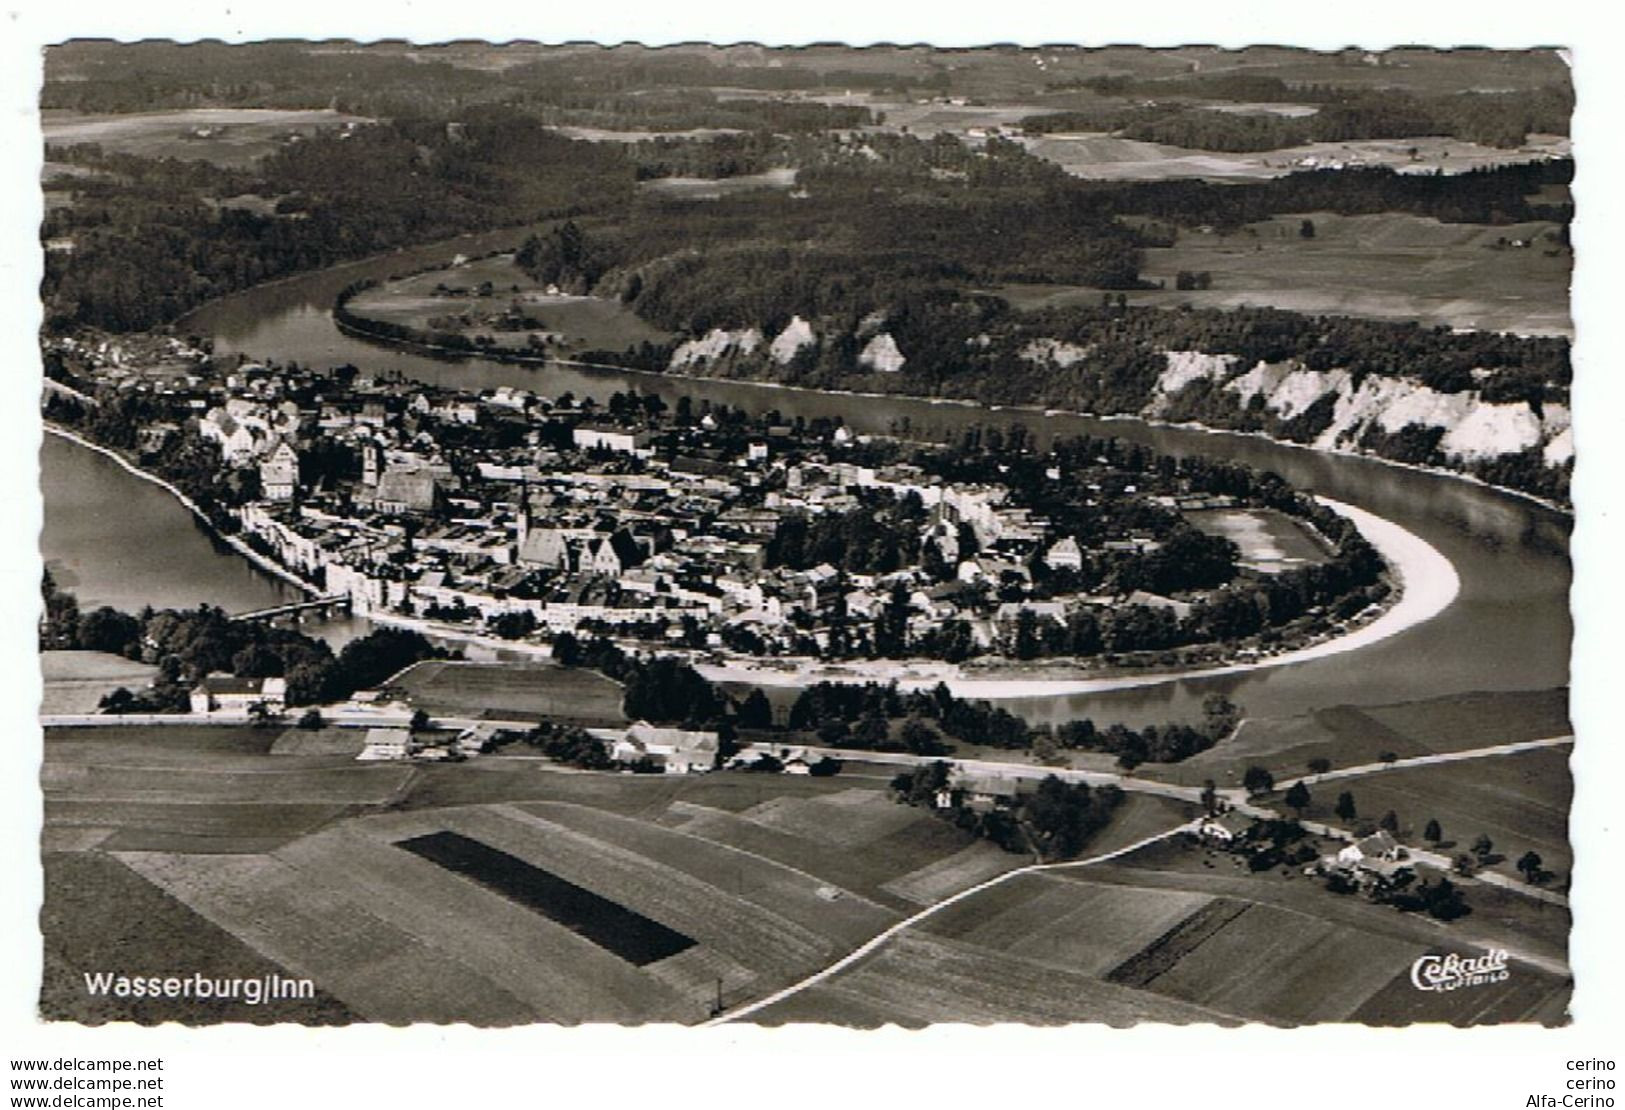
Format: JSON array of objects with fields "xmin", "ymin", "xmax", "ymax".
[
  {"xmin": 44, "ymin": 417, "xmax": 1454, "ymax": 700},
  {"xmin": 331, "ymin": 266, "xmax": 1572, "ymax": 517},
  {"xmin": 655, "ymin": 367, "xmax": 1576, "ymax": 519},
  {"xmin": 42, "ymin": 424, "xmax": 319, "ymax": 602},
  {"xmin": 694, "ymin": 495, "xmax": 1458, "ymax": 699}
]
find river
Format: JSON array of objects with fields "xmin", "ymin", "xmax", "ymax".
[{"xmin": 42, "ymin": 234, "xmax": 1571, "ymax": 727}]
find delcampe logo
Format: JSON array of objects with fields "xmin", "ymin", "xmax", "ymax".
[{"xmin": 1409, "ymin": 949, "xmax": 1512, "ymax": 992}]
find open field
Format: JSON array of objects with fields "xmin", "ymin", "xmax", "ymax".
[
  {"xmin": 41, "ymin": 108, "xmax": 371, "ymax": 168},
  {"xmin": 40, "ymin": 852, "xmax": 357, "ymax": 1025},
  {"xmin": 774, "ymin": 829, "xmax": 1569, "ymax": 1026},
  {"xmin": 111, "ymin": 798, "xmax": 910, "ymax": 1023},
  {"xmin": 1295, "ymin": 745, "xmax": 1572, "ymax": 882},
  {"xmin": 1156, "ymin": 686, "xmax": 1571, "ymax": 787},
  {"xmin": 992, "ymin": 211, "xmax": 1570, "ymax": 336},
  {"xmin": 392, "ymin": 659, "xmax": 626, "ymax": 724},
  {"xmin": 41, "ymin": 650, "xmax": 159, "ymax": 715},
  {"xmin": 637, "ymin": 168, "xmax": 798, "ymax": 198},
  {"xmin": 1358, "ymin": 688, "xmax": 1573, "ymax": 753},
  {"xmin": 1137, "ymin": 212, "xmax": 1570, "ymax": 336},
  {"xmin": 401, "ymin": 830, "xmax": 698, "ymax": 965},
  {"xmin": 42, "ymin": 722, "xmax": 1063, "ymax": 1022},
  {"xmin": 40, "ymin": 715, "xmax": 1565, "ymax": 1024},
  {"xmin": 1184, "ymin": 507, "xmax": 1331, "ymax": 573},
  {"xmin": 43, "ymin": 724, "xmax": 411, "ymax": 852},
  {"xmin": 1017, "ymin": 132, "xmax": 1569, "ymax": 183},
  {"xmin": 751, "ymin": 931, "xmax": 1237, "ymax": 1026},
  {"xmin": 346, "ymin": 254, "xmax": 671, "ymax": 357},
  {"xmin": 551, "ymin": 125, "xmax": 745, "ymax": 143},
  {"xmin": 1089, "ymin": 835, "xmax": 1571, "ymax": 971},
  {"xmin": 924, "ymin": 871, "xmax": 1213, "ymax": 975}
]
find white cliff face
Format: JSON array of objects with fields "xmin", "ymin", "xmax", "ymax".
[
  {"xmin": 669, "ymin": 327, "xmax": 763, "ymax": 369},
  {"xmin": 1157, "ymin": 350, "xmax": 1237, "ymax": 396},
  {"xmin": 1544, "ymin": 426, "xmax": 1574, "ymax": 466},
  {"xmin": 1541, "ymin": 403, "xmax": 1574, "ymax": 466},
  {"xmin": 1223, "ymin": 360, "xmax": 1292, "ymax": 406},
  {"xmin": 1317, "ymin": 375, "xmax": 1413, "ymax": 448},
  {"xmin": 1271, "ymin": 368, "xmax": 1351, "ymax": 421},
  {"xmin": 1373, "ymin": 385, "xmax": 1477, "ymax": 436},
  {"xmin": 1204, "ymin": 356, "xmax": 1557, "ymax": 464},
  {"xmin": 769, "ymin": 316, "xmax": 815, "ymax": 364},
  {"xmin": 859, "ymin": 332, "xmax": 907, "ymax": 373},
  {"xmin": 1439, "ymin": 400, "xmax": 1543, "ymax": 461}
]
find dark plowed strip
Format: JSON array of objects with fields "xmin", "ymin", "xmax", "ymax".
[
  {"xmin": 398, "ymin": 830, "xmax": 696, "ymax": 966},
  {"xmin": 1105, "ymin": 897, "xmax": 1249, "ymax": 989}
]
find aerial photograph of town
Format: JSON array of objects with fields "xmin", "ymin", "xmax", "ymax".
[{"xmin": 35, "ymin": 40, "xmax": 1575, "ymax": 1027}]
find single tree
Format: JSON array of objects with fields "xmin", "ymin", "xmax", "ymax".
[
  {"xmin": 1299, "ymin": 218, "xmax": 1317, "ymax": 239},
  {"xmin": 1472, "ymin": 833, "xmax": 1495, "ymax": 861},
  {"xmin": 735, "ymin": 688, "xmax": 774, "ymax": 731},
  {"xmin": 297, "ymin": 708, "xmax": 325, "ymax": 731},
  {"xmin": 409, "ymin": 708, "xmax": 431, "ymax": 733},
  {"xmin": 1424, "ymin": 818, "xmax": 1443, "ymax": 844},
  {"xmin": 1334, "ymin": 791, "xmax": 1357, "ymax": 822},
  {"xmin": 1200, "ymin": 779, "xmax": 1219, "ymax": 816},
  {"xmin": 1284, "ymin": 781, "xmax": 1311, "ymax": 816},
  {"xmin": 1307, "ymin": 757, "xmax": 1332, "ymax": 775},
  {"xmin": 1242, "ymin": 765, "xmax": 1274, "ymax": 796},
  {"xmin": 1379, "ymin": 810, "xmax": 1400, "ymax": 834},
  {"xmin": 551, "ymin": 631, "xmax": 583, "ymax": 667},
  {"xmin": 1378, "ymin": 751, "xmax": 1399, "ymax": 766},
  {"xmin": 1517, "ymin": 850, "xmax": 1544, "ymax": 883}
]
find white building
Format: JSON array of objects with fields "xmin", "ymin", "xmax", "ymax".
[{"xmin": 189, "ymin": 674, "xmax": 287, "ymax": 716}]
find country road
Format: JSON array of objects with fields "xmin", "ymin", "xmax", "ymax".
[
  {"xmin": 699, "ymin": 819, "xmax": 1202, "ymax": 1027},
  {"xmin": 45, "ymin": 713, "xmax": 1569, "ymax": 908},
  {"xmin": 1280, "ymin": 735, "xmax": 1574, "ymax": 790}
]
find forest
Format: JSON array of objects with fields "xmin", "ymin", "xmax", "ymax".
[
  {"xmin": 1023, "ymin": 79, "xmax": 1571, "ymax": 151},
  {"xmin": 43, "ymin": 110, "xmax": 635, "ymax": 331}
]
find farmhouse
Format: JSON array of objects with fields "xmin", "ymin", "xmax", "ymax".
[
  {"xmin": 1198, "ymin": 810, "xmax": 1256, "ymax": 844},
  {"xmin": 596, "ymin": 720, "xmax": 719, "ymax": 774},
  {"xmin": 356, "ymin": 727, "xmax": 412, "ymax": 762},
  {"xmin": 1336, "ymin": 830, "xmax": 1404, "ymax": 867},
  {"xmin": 189, "ymin": 674, "xmax": 287, "ymax": 715}
]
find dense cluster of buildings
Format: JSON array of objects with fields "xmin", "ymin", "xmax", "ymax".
[{"xmin": 46, "ymin": 333, "xmax": 1239, "ymax": 663}]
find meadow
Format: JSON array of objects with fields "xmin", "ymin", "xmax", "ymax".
[
  {"xmin": 1160, "ymin": 686, "xmax": 1572, "ymax": 787},
  {"xmin": 41, "ymin": 649, "xmax": 159, "ymax": 715},
  {"xmin": 993, "ymin": 211, "xmax": 1570, "ymax": 336},
  {"xmin": 40, "ymin": 713, "xmax": 1568, "ymax": 1025},
  {"xmin": 1017, "ymin": 133, "xmax": 1570, "ymax": 183},
  {"xmin": 753, "ymin": 831, "xmax": 1571, "ymax": 1027},
  {"xmin": 1183, "ymin": 507, "xmax": 1331, "ymax": 574},
  {"xmin": 344, "ymin": 254, "xmax": 671, "ymax": 358},
  {"xmin": 41, "ymin": 108, "xmax": 370, "ymax": 169},
  {"xmin": 1295, "ymin": 745, "xmax": 1573, "ymax": 882},
  {"xmin": 392, "ymin": 660, "xmax": 627, "ymax": 725}
]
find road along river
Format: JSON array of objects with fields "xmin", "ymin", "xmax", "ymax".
[{"xmin": 40, "ymin": 236, "xmax": 1570, "ymax": 727}]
